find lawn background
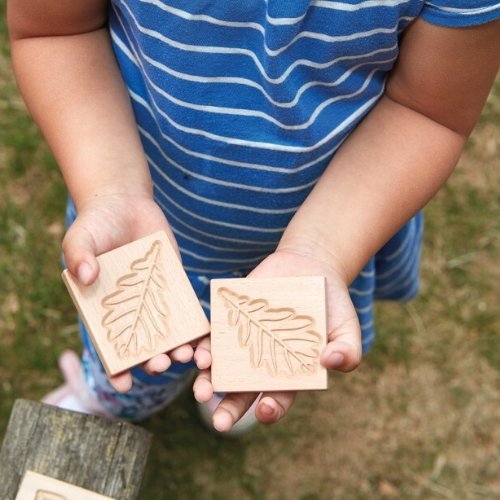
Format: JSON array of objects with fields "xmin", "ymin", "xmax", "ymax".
[{"xmin": 1, "ymin": 4, "xmax": 499, "ymax": 499}]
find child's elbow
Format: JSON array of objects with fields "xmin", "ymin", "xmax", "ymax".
[{"xmin": 7, "ymin": 0, "xmax": 108, "ymax": 41}]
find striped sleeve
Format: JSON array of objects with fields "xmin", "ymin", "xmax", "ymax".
[{"xmin": 421, "ymin": 1, "xmax": 500, "ymax": 27}]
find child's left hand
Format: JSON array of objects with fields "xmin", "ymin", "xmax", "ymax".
[{"xmin": 193, "ymin": 249, "xmax": 362, "ymax": 432}]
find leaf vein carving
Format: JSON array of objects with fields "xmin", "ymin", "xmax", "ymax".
[
  {"xmin": 35, "ymin": 491, "xmax": 67, "ymax": 500},
  {"xmin": 101, "ymin": 240, "xmax": 169, "ymax": 358},
  {"xmin": 218, "ymin": 287, "xmax": 321, "ymax": 377}
]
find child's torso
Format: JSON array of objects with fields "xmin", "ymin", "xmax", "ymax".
[{"xmin": 109, "ymin": 0, "xmax": 424, "ymax": 275}]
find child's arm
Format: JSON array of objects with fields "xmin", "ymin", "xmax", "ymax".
[
  {"xmin": 195, "ymin": 18, "xmax": 500, "ymax": 431},
  {"xmin": 281, "ymin": 18, "xmax": 500, "ymax": 288},
  {"xmin": 8, "ymin": 0, "xmax": 189, "ymax": 390},
  {"xmin": 8, "ymin": 1, "xmax": 151, "ymax": 213}
]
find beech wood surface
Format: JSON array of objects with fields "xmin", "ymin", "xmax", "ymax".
[
  {"xmin": 16, "ymin": 470, "xmax": 115, "ymax": 500},
  {"xmin": 62, "ymin": 231, "xmax": 210, "ymax": 375},
  {"xmin": 211, "ymin": 276, "xmax": 328, "ymax": 392}
]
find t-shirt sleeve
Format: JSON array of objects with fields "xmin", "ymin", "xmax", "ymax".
[{"xmin": 421, "ymin": 1, "xmax": 500, "ymax": 27}]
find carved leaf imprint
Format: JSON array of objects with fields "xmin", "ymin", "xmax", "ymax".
[
  {"xmin": 218, "ymin": 287, "xmax": 321, "ymax": 377},
  {"xmin": 35, "ymin": 491, "xmax": 67, "ymax": 500},
  {"xmin": 101, "ymin": 240, "xmax": 169, "ymax": 358}
]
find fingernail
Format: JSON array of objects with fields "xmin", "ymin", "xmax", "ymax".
[
  {"xmin": 327, "ymin": 352, "xmax": 345, "ymax": 368},
  {"xmin": 260, "ymin": 402, "xmax": 274, "ymax": 417},
  {"xmin": 77, "ymin": 262, "xmax": 93, "ymax": 285}
]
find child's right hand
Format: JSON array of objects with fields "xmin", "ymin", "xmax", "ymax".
[
  {"xmin": 193, "ymin": 248, "xmax": 362, "ymax": 432},
  {"xmin": 62, "ymin": 192, "xmax": 194, "ymax": 393}
]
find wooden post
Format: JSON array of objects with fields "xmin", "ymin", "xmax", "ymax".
[{"xmin": 0, "ymin": 399, "xmax": 152, "ymax": 500}]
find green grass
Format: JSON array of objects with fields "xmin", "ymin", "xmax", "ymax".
[{"xmin": 1, "ymin": 6, "xmax": 500, "ymax": 499}]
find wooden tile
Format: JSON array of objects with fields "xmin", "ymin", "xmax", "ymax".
[
  {"xmin": 15, "ymin": 471, "xmax": 114, "ymax": 500},
  {"xmin": 210, "ymin": 276, "xmax": 328, "ymax": 392},
  {"xmin": 62, "ymin": 231, "xmax": 210, "ymax": 376}
]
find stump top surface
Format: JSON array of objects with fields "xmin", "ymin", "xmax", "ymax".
[{"xmin": 0, "ymin": 400, "xmax": 152, "ymax": 500}]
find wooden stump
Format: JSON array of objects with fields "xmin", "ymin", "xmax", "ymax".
[{"xmin": 0, "ymin": 399, "xmax": 152, "ymax": 500}]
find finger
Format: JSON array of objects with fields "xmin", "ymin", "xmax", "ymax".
[
  {"xmin": 62, "ymin": 225, "xmax": 100, "ymax": 286},
  {"xmin": 192, "ymin": 369, "xmax": 213, "ymax": 403},
  {"xmin": 321, "ymin": 317, "xmax": 362, "ymax": 372},
  {"xmin": 109, "ymin": 371, "xmax": 133, "ymax": 393},
  {"xmin": 256, "ymin": 392, "xmax": 296, "ymax": 424},
  {"xmin": 169, "ymin": 344, "xmax": 194, "ymax": 363},
  {"xmin": 142, "ymin": 354, "xmax": 172, "ymax": 375},
  {"xmin": 194, "ymin": 335, "xmax": 211, "ymax": 370},
  {"xmin": 212, "ymin": 392, "xmax": 259, "ymax": 432}
]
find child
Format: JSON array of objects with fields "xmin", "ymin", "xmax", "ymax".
[{"xmin": 7, "ymin": 1, "xmax": 500, "ymax": 433}]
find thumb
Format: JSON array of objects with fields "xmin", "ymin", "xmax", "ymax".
[
  {"xmin": 62, "ymin": 224, "xmax": 100, "ymax": 286},
  {"xmin": 320, "ymin": 334, "xmax": 362, "ymax": 372},
  {"xmin": 320, "ymin": 316, "xmax": 362, "ymax": 372},
  {"xmin": 321, "ymin": 278, "xmax": 363, "ymax": 372},
  {"xmin": 320, "ymin": 293, "xmax": 362, "ymax": 372}
]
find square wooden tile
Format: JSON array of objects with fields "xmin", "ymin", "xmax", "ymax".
[
  {"xmin": 210, "ymin": 276, "xmax": 328, "ymax": 392},
  {"xmin": 16, "ymin": 470, "xmax": 114, "ymax": 500},
  {"xmin": 62, "ymin": 231, "xmax": 210, "ymax": 376}
]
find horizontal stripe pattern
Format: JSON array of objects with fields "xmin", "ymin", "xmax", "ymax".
[
  {"xmin": 101, "ymin": 0, "xmax": 494, "ymax": 348},
  {"xmin": 421, "ymin": 0, "xmax": 500, "ymax": 25}
]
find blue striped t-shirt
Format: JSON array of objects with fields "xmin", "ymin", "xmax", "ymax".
[{"xmin": 97, "ymin": 0, "xmax": 500, "ymax": 351}]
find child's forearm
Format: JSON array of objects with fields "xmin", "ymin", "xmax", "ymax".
[
  {"xmin": 9, "ymin": 21, "xmax": 152, "ymax": 210},
  {"xmin": 278, "ymin": 95, "xmax": 464, "ymax": 284},
  {"xmin": 279, "ymin": 18, "xmax": 499, "ymax": 285}
]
